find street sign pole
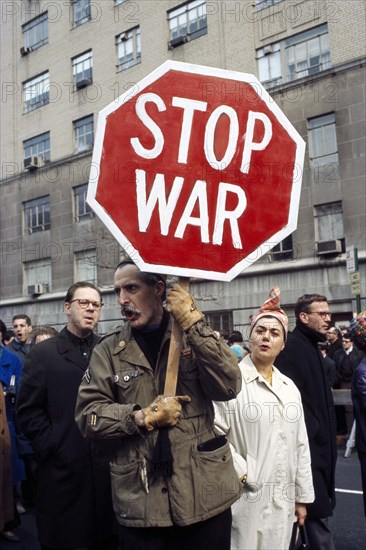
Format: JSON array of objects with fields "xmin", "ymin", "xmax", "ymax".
[
  {"xmin": 353, "ymin": 248, "xmax": 361, "ymax": 314},
  {"xmin": 347, "ymin": 245, "xmax": 361, "ymax": 313}
]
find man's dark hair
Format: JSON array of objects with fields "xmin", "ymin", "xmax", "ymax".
[
  {"xmin": 64, "ymin": 282, "xmax": 102, "ymax": 304},
  {"xmin": 3, "ymin": 330, "xmax": 14, "ymax": 343},
  {"xmin": 294, "ymin": 294, "xmax": 328, "ymax": 320},
  {"xmin": 115, "ymin": 260, "xmax": 167, "ymax": 301},
  {"xmin": 32, "ymin": 325, "xmax": 58, "ymax": 341},
  {"xmin": 12, "ymin": 314, "xmax": 32, "ymax": 326},
  {"xmin": 0, "ymin": 319, "xmax": 7, "ymax": 337},
  {"xmin": 227, "ymin": 331, "xmax": 244, "ymax": 345}
]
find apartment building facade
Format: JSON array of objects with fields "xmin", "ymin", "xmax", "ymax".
[{"xmin": 1, "ymin": 0, "xmax": 365, "ymax": 337}]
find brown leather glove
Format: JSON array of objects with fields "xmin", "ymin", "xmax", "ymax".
[
  {"xmin": 166, "ymin": 283, "xmax": 204, "ymax": 331},
  {"xmin": 142, "ymin": 395, "xmax": 191, "ymax": 431}
]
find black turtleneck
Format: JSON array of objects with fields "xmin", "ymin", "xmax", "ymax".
[
  {"xmin": 132, "ymin": 310, "xmax": 170, "ymax": 369},
  {"xmin": 65, "ymin": 328, "xmax": 94, "ymax": 363},
  {"xmin": 295, "ymin": 319, "xmax": 327, "ymax": 347}
]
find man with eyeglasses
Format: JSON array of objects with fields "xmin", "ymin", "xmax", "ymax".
[
  {"xmin": 326, "ymin": 326, "xmax": 343, "ymax": 359},
  {"xmin": 17, "ymin": 282, "xmax": 117, "ymax": 550},
  {"xmin": 276, "ymin": 294, "xmax": 337, "ymax": 550}
]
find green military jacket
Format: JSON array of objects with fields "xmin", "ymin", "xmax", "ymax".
[{"xmin": 75, "ymin": 317, "xmax": 242, "ymax": 527}]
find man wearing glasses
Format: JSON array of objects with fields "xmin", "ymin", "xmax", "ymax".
[
  {"xmin": 326, "ymin": 326, "xmax": 343, "ymax": 359},
  {"xmin": 334, "ymin": 333, "xmax": 363, "ymax": 436},
  {"xmin": 276, "ymin": 294, "xmax": 337, "ymax": 550},
  {"xmin": 17, "ymin": 282, "xmax": 117, "ymax": 550}
]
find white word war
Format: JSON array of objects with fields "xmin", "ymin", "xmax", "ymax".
[{"xmin": 130, "ymin": 93, "xmax": 273, "ymax": 249}]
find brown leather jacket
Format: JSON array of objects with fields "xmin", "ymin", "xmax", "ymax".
[{"xmin": 76, "ymin": 317, "xmax": 242, "ymax": 527}]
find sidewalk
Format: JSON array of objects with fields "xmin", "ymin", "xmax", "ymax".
[{"xmin": 0, "ymin": 508, "xmax": 40, "ymax": 549}]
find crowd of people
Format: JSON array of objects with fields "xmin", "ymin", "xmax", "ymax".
[{"xmin": 0, "ymin": 267, "xmax": 365, "ymax": 550}]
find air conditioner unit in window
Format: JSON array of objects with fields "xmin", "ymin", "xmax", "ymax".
[
  {"xmin": 27, "ymin": 284, "xmax": 45, "ymax": 296},
  {"xmin": 118, "ymin": 32, "xmax": 127, "ymax": 42},
  {"xmin": 263, "ymin": 44, "xmax": 273, "ymax": 55},
  {"xmin": 168, "ymin": 35, "xmax": 189, "ymax": 49},
  {"xmin": 20, "ymin": 46, "xmax": 32, "ymax": 56},
  {"xmin": 24, "ymin": 156, "xmax": 44, "ymax": 171},
  {"xmin": 76, "ymin": 78, "xmax": 92, "ymax": 90},
  {"xmin": 316, "ymin": 239, "xmax": 342, "ymax": 256}
]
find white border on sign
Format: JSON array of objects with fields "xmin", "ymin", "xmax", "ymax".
[{"xmin": 87, "ymin": 60, "xmax": 305, "ymax": 282}]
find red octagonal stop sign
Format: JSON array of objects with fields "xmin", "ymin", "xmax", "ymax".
[{"xmin": 88, "ymin": 61, "xmax": 305, "ymax": 282}]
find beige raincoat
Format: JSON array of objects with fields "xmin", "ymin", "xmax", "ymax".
[{"xmin": 215, "ymin": 354, "xmax": 314, "ymax": 550}]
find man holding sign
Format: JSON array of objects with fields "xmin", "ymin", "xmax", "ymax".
[{"xmin": 76, "ymin": 261, "xmax": 242, "ymax": 550}]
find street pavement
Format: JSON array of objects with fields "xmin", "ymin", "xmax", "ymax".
[{"xmin": 1, "ymin": 448, "xmax": 365, "ymax": 549}]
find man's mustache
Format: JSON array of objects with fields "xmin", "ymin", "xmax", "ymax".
[{"xmin": 121, "ymin": 306, "xmax": 141, "ymax": 320}]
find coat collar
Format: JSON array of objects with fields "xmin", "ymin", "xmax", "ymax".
[
  {"xmin": 295, "ymin": 320, "xmax": 327, "ymax": 346},
  {"xmin": 111, "ymin": 316, "xmax": 173, "ymax": 370},
  {"xmin": 7, "ymin": 339, "xmax": 32, "ymax": 355},
  {"xmin": 240, "ymin": 354, "xmax": 290, "ymax": 390},
  {"xmin": 56, "ymin": 327, "xmax": 99, "ymax": 370}
]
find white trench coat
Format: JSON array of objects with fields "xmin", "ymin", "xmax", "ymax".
[{"xmin": 215, "ymin": 355, "xmax": 314, "ymax": 550}]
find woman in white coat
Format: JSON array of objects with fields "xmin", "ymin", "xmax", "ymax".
[{"xmin": 215, "ymin": 287, "xmax": 314, "ymax": 550}]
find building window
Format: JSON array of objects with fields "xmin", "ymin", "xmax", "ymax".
[
  {"xmin": 23, "ymin": 132, "xmax": 50, "ymax": 163},
  {"xmin": 23, "ymin": 72, "xmax": 49, "ymax": 113},
  {"xmin": 74, "ymin": 115, "xmax": 94, "ymax": 153},
  {"xmin": 286, "ymin": 25, "xmax": 330, "ymax": 81},
  {"xmin": 72, "ymin": 0, "xmax": 91, "ymax": 27},
  {"xmin": 204, "ymin": 311, "xmax": 233, "ymax": 337},
  {"xmin": 24, "ymin": 259, "xmax": 52, "ymax": 294},
  {"xmin": 115, "ymin": 0, "xmax": 126, "ymax": 4},
  {"xmin": 168, "ymin": 0, "xmax": 207, "ymax": 43},
  {"xmin": 257, "ymin": 43, "xmax": 282, "ymax": 87},
  {"xmin": 74, "ymin": 184, "xmax": 93, "ymax": 221},
  {"xmin": 24, "ymin": 197, "xmax": 51, "ymax": 234},
  {"xmin": 255, "ymin": 0, "xmax": 282, "ymax": 10},
  {"xmin": 315, "ymin": 202, "xmax": 344, "ymax": 243},
  {"xmin": 116, "ymin": 27, "xmax": 141, "ymax": 71},
  {"xmin": 270, "ymin": 235, "xmax": 293, "ymax": 261},
  {"xmin": 308, "ymin": 113, "xmax": 339, "ymax": 184},
  {"xmin": 257, "ymin": 24, "xmax": 330, "ymax": 88},
  {"xmin": 75, "ymin": 249, "xmax": 97, "ymax": 284},
  {"xmin": 72, "ymin": 51, "xmax": 92, "ymax": 89},
  {"xmin": 22, "ymin": 12, "xmax": 48, "ymax": 51}
]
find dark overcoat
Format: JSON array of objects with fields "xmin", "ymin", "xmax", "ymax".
[
  {"xmin": 0, "ymin": 388, "xmax": 14, "ymax": 530},
  {"xmin": 334, "ymin": 346, "xmax": 364, "ymax": 386},
  {"xmin": 16, "ymin": 328, "xmax": 117, "ymax": 548},
  {"xmin": 275, "ymin": 322, "xmax": 337, "ymax": 519},
  {"xmin": 352, "ymin": 356, "xmax": 366, "ymax": 453}
]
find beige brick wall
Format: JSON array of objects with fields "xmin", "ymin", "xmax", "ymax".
[{"xmin": 2, "ymin": 0, "xmax": 364, "ymax": 174}]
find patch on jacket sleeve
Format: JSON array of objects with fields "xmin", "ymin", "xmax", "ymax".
[
  {"xmin": 90, "ymin": 412, "xmax": 97, "ymax": 426},
  {"xmin": 83, "ymin": 367, "xmax": 91, "ymax": 384}
]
